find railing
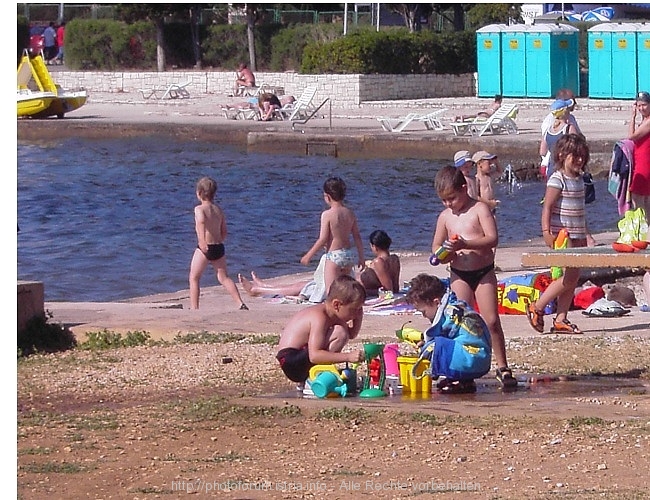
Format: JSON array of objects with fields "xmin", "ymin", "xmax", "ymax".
[{"xmin": 291, "ymin": 98, "xmax": 331, "ymax": 132}]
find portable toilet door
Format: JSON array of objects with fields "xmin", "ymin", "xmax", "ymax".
[
  {"xmin": 552, "ymin": 24, "xmax": 580, "ymax": 97},
  {"xmin": 612, "ymin": 23, "xmax": 639, "ymax": 99},
  {"xmin": 588, "ymin": 23, "xmax": 615, "ymax": 98},
  {"xmin": 501, "ymin": 24, "xmax": 528, "ymax": 97},
  {"xmin": 525, "ymin": 25, "xmax": 552, "ymax": 97},
  {"xmin": 476, "ymin": 24, "xmax": 505, "ymax": 97},
  {"xmin": 525, "ymin": 24, "xmax": 578, "ymax": 98},
  {"xmin": 637, "ymin": 24, "xmax": 650, "ymax": 92}
]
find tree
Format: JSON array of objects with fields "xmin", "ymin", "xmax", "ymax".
[
  {"xmin": 115, "ymin": 4, "xmax": 189, "ymax": 72},
  {"xmin": 432, "ymin": 3, "xmax": 472, "ymax": 31},
  {"xmin": 389, "ymin": 4, "xmax": 434, "ymax": 32},
  {"xmin": 467, "ymin": 3, "xmax": 522, "ymax": 29},
  {"xmin": 229, "ymin": 3, "xmax": 263, "ymax": 72},
  {"xmin": 189, "ymin": 4, "xmax": 202, "ymax": 69}
]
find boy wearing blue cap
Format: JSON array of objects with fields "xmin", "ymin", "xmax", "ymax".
[{"xmin": 453, "ymin": 150, "xmax": 477, "ymax": 199}]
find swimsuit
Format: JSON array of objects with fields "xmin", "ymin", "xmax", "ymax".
[
  {"xmin": 276, "ymin": 346, "xmax": 312, "ymax": 383},
  {"xmin": 326, "ymin": 248, "xmax": 356, "ymax": 268},
  {"xmin": 450, "ymin": 263, "xmax": 495, "ymax": 292},
  {"xmin": 202, "ymin": 243, "xmax": 225, "ymax": 261}
]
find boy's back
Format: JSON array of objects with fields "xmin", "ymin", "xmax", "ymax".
[{"xmin": 196, "ymin": 202, "xmax": 225, "ymax": 244}]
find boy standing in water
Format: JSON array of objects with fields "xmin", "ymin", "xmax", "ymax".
[
  {"xmin": 189, "ymin": 176, "xmax": 248, "ymax": 310},
  {"xmin": 276, "ymin": 275, "xmax": 366, "ymax": 384},
  {"xmin": 301, "ymin": 177, "xmax": 365, "ymax": 297},
  {"xmin": 431, "ymin": 166, "xmax": 517, "ymax": 389},
  {"xmin": 473, "ymin": 150, "xmax": 502, "ymax": 213}
]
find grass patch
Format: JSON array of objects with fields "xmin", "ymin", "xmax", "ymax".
[
  {"xmin": 67, "ymin": 412, "xmax": 119, "ymax": 431},
  {"xmin": 410, "ymin": 412, "xmax": 440, "ymax": 425},
  {"xmin": 19, "ymin": 447, "xmax": 53, "ymax": 456},
  {"xmin": 21, "ymin": 461, "xmax": 87, "ymax": 474},
  {"xmin": 174, "ymin": 331, "xmax": 279, "ymax": 346},
  {"xmin": 198, "ymin": 451, "xmax": 250, "ymax": 463},
  {"xmin": 317, "ymin": 406, "xmax": 371, "ymax": 422},
  {"xmin": 78, "ymin": 329, "xmax": 154, "ymax": 350},
  {"xmin": 174, "ymin": 397, "xmax": 301, "ymax": 423},
  {"xmin": 567, "ymin": 416, "xmax": 606, "ymax": 428}
]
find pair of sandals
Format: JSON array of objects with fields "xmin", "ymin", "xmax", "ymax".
[
  {"xmin": 527, "ymin": 302, "xmax": 582, "ymax": 334},
  {"xmin": 436, "ymin": 368, "xmax": 519, "ymax": 393}
]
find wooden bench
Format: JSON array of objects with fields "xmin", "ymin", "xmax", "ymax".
[{"xmin": 522, "ymin": 246, "xmax": 650, "ymax": 269}]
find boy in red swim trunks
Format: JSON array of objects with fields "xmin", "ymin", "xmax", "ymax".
[
  {"xmin": 189, "ymin": 176, "xmax": 247, "ymax": 310},
  {"xmin": 276, "ymin": 275, "xmax": 366, "ymax": 385}
]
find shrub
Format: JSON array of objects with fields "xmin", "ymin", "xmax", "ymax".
[
  {"xmin": 269, "ymin": 23, "xmax": 342, "ymax": 71},
  {"xmin": 65, "ymin": 19, "xmax": 156, "ymax": 70},
  {"xmin": 17, "ymin": 312, "xmax": 77, "ymax": 358},
  {"xmin": 202, "ymin": 23, "xmax": 281, "ymax": 70},
  {"xmin": 302, "ymin": 28, "xmax": 476, "ymax": 74}
]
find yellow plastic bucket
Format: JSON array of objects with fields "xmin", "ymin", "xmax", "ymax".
[{"xmin": 397, "ymin": 356, "xmax": 431, "ymax": 393}]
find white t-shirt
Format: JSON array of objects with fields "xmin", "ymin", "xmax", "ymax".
[
  {"xmin": 541, "ymin": 112, "xmax": 581, "ymax": 136},
  {"xmin": 540, "ymin": 113, "xmax": 581, "ymax": 167}
]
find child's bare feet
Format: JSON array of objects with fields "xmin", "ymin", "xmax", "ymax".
[
  {"xmin": 238, "ymin": 274, "xmax": 259, "ymax": 297},
  {"xmin": 251, "ymin": 271, "xmax": 264, "ymax": 286}
]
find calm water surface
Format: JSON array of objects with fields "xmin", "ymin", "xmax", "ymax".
[{"xmin": 17, "ymin": 137, "xmax": 619, "ymax": 302}]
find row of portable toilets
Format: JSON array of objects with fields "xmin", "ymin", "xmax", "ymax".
[{"xmin": 477, "ymin": 22, "xmax": 650, "ymax": 99}]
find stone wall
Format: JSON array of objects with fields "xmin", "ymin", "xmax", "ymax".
[{"xmin": 52, "ymin": 70, "xmax": 476, "ymax": 109}]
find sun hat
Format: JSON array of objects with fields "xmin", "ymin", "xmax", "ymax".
[
  {"xmin": 636, "ymin": 91, "xmax": 650, "ymax": 103},
  {"xmin": 550, "ymin": 99, "xmax": 572, "ymax": 111},
  {"xmin": 453, "ymin": 151, "xmax": 472, "ymax": 168},
  {"xmin": 471, "ymin": 150, "xmax": 496, "ymax": 163}
]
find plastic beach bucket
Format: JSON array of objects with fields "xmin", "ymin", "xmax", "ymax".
[
  {"xmin": 383, "ymin": 343, "xmax": 400, "ymax": 376},
  {"xmin": 397, "ymin": 356, "xmax": 431, "ymax": 394}
]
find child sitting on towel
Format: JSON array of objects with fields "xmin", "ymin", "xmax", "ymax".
[{"xmin": 405, "ymin": 273, "xmax": 492, "ymax": 394}]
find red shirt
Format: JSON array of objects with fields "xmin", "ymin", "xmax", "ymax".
[
  {"xmin": 57, "ymin": 26, "xmax": 65, "ymax": 47},
  {"xmin": 631, "ymin": 131, "xmax": 650, "ymax": 196}
]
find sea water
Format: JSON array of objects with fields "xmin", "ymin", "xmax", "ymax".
[{"xmin": 17, "ymin": 137, "xmax": 620, "ymax": 302}]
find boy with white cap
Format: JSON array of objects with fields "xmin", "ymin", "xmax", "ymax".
[{"xmin": 472, "ymin": 150, "xmax": 502, "ymax": 213}]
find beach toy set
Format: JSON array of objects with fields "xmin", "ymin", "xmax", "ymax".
[
  {"xmin": 307, "ymin": 364, "xmax": 357, "ymax": 398},
  {"xmin": 306, "ymin": 342, "xmax": 404, "ymax": 399}
]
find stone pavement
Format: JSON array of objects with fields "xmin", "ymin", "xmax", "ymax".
[
  {"xmin": 17, "ymin": 91, "xmax": 637, "ymax": 174},
  {"xmin": 43, "ymin": 231, "xmax": 649, "ymax": 345}
]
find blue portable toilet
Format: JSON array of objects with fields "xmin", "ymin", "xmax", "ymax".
[
  {"xmin": 476, "ymin": 24, "xmax": 506, "ymax": 97},
  {"xmin": 588, "ymin": 23, "xmax": 615, "ymax": 98},
  {"xmin": 525, "ymin": 24, "xmax": 579, "ymax": 98},
  {"xmin": 501, "ymin": 24, "xmax": 528, "ymax": 97},
  {"xmin": 637, "ymin": 24, "xmax": 650, "ymax": 92},
  {"xmin": 612, "ymin": 23, "xmax": 639, "ymax": 99}
]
